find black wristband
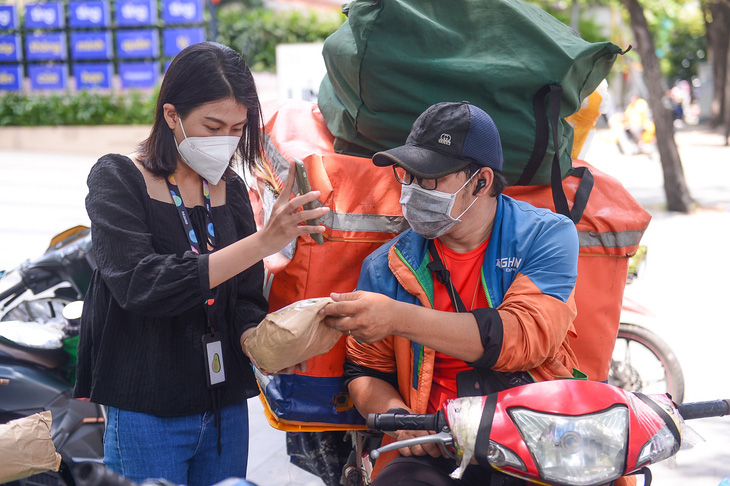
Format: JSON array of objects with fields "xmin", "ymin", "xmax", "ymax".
[{"xmin": 466, "ymin": 308, "xmax": 504, "ymax": 369}]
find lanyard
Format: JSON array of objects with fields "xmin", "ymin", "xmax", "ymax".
[
  {"xmin": 166, "ymin": 174, "xmax": 217, "ymax": 254},
  {"xmin": 166, "ymin": 174, "xmax": 218, "ymax": 331}
]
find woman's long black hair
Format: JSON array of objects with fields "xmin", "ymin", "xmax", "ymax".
[{"xmin": 139, "ymin": 42, "xmax": 262, "ymax": 177}]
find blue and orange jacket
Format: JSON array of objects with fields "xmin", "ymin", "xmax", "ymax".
[{"xmin": 346, "ymin": 194, "xmax": 581, "ymax": 416}]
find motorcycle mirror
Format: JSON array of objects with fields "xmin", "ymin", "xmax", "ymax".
[{"xmin": 62, "ymin": 300, "xmax": 84, "ymax": 322}]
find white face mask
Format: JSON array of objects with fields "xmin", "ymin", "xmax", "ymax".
[
  {"xmin": 400, "ymin": 171, "xmax": 479, "ymax": 239},
  {"xmin": 175, "ymin": 117, "xmax": 240, "ymax": 185}
]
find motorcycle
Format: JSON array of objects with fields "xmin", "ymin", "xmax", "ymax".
[
  {"xmin": 0, "ymin": 300, "xmax": 105, "ymax": 486},
  {"xmin": 609, "ymin": 246, "xmax": 685, "ymax": 403},
  {"xmin": 0, "ymin": 225, "xmax": 94, "ymax": 324},
  {"xmin": 366, "ymin": 379, "xmax": 729, "ymax": 486}
]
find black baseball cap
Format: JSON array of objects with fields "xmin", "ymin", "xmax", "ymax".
[{"xmin": 372, "ymin": 101, "xmax": 503, "ymax": 179}]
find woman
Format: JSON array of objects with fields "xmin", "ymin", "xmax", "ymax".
[{"xmin": 73, "ymin": 42, "xmax": 328, "ymax": 484}]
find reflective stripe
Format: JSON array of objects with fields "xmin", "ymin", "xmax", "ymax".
[
  {"xmin": 263, "ymin": 134, "xmax": 290, "ymax": 184},
  {"xmin": 578, "ymin": 229, "xmax": 645, "ymax": 249},
  {"xmin": 325, "ymin": 210, "xmax": 409, "ymax": 234},
  {"xmin": 263, "ymin": 133, "xmax": 409, "ymax": 234}
]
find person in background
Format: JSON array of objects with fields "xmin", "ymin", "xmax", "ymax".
[
  {"xmin": 74, "ymin": 42, "xmax": 329, "ymax": 485},
  {"xmin": 321, "ymin": 101, "xmax": 581, "ymax": 485}
]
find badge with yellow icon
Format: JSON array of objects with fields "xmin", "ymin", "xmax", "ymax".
[{"xmin": 202, "ymin": 333, "xmax": 226, "ymax": 388}]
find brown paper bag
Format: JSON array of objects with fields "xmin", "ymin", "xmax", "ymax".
[
  {"xmin": 0, "ymin": 411, "xmax": 62, "ymax": 482},
  {"xmin": 245, "ymin": 297, "xmax": 341, "ymax": 374}
]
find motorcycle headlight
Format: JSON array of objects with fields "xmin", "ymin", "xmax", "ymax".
[
  {"xmin": 510, "ymin": 406, "xmax": 629, "ymax": 486},
  {"xmin": 486, "ymin": 440, "xmax": 526, "ymax": 471},
  {"xmin": 636, "ymin": 424, "xmax": 678, "ymax": 467}
]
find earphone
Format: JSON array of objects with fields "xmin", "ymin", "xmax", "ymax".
[{"xmin": 472, "ymin": 179, "xmax": 487, "ymax": 196}]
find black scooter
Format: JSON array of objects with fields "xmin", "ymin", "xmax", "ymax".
[
  {"xmin": 0, "ymin": 225, "xmax": 94, "ymax": 324},
  {"xmin": 0, "ymin": 301, "xmax": 105, "ymax": 486}
]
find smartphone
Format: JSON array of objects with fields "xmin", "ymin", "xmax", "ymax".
[{"xmin": 293, "ymin": 158, "xmax": 324, "ymax": 245}]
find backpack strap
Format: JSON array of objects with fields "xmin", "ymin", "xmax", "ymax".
[
  {"xmin": 518, "ymin": 84, "xmax": 594, "ymax": 224},
  {"xmin": 517, "ymin": 84, "xmax": 554, "ymax": 186}
]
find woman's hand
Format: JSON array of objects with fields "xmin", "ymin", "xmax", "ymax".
[
  {"xmin": 258, "ymin": 160, "xmax": 330, "ymax": 254},
  {"xmin": 209, "ymin": 161, "xmax": 330, "ymax": 289}
]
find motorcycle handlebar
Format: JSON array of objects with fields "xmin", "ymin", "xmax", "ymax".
[
  {"xmin": 0, "ymin": 280, "xmax": 27, "ymax": 302},
  {"xmin": 366, "ymin": 399, "xmax": 730, "ymax": 431},
  {"xmin": 677, "ymin": 399, "xmax": 730, "ymax": 421},
  {"xmin": 366, "ymin": 411, "xmax": 448, "ymax": 432}
]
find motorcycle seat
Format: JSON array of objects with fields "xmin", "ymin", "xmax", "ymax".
[{"xmin": 0, "ymin": 340, "xmax": 68, "ymax": 369}]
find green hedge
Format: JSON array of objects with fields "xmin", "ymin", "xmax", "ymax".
[
  {"xmin": 216, "ymin": 6, "xmax": 345, "ymax": 72},
  {"xmin": 0, "ymin": 90, "xmax": 156, "ymax": 126}
]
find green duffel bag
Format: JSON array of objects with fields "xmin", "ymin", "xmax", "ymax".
[{"xmin": 318, "ymin": 0, "xmax": 626, "ymax": 223}]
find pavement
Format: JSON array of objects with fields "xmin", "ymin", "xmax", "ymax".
[{"xmin": 0, "ymin": 122, "xmax": 729, "ymax": 485}]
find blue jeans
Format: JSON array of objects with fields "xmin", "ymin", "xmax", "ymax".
[{"xmin": 104, "ymin": 401, "xmax": 249, "ymax": 486}]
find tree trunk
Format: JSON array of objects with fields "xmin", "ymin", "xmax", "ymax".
[
  {"xmin": 705, "ymin": 0, "xmax": 730, "ymax": 127},
  {"xmin": 725, "ymin": 36, "xmax": 730, "ymax": 144},
  {"xmin": 621, "ymin": 0, "xmax": 694, "ymax": 212},
  {"xmin": 570, "ymin": 0, "xmax": 580, "ymax": 33}
]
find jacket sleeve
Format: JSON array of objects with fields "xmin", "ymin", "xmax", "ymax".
[
  {"xmin": 344, "ymin": 248, "xmax": 399, "ymax": 382},
  {"xmin": 469, "ymin": 216, "xmax": 579, "ymax": 372},
  {"xmin": 87, "ymin": 155, "xmax": 214, "ymax": 316}
]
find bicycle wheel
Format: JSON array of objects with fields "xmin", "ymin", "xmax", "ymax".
[{"xmin": 609, "ymin": 323, "xmax": 685, "ymax": 403}]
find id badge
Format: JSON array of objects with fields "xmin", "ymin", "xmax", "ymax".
[{"xmin": 202, "ymin": 333, "xmax": 226, "ymax": 388}]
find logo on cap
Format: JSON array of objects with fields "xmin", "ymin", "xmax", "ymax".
[{"xmin": 438, "ymin": 133, "xmax": 451, "ymax": 146}]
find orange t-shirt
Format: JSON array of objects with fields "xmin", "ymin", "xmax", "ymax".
[{"xmin": 427, "ymin": 237, "xmax": 491, "ymax": 414}]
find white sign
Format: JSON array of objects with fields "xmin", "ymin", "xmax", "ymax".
[{"xmin": 276, "ymin": 43, "xmax": 327, "ymax": 102}]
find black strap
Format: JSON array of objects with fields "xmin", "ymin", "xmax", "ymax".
[
  {"xmin": 517, "ymin": 84, "xmax": 553, "ymax": 186},
  {"xmin": 562, "ymin": 166, "xmax": 593, "ymax": 223},
  {"xmin": 518, "ymin": 84, "xmax": 594, "ymax": 224},
  {"xmin": 473, "ymin": 392, "xmax": 499, "ymax": 467},
  {"xmin": 628, "ymin": 466, "xmax": 653, "ymax": 486},
  {"xmin": 426, "ymin": 240, "xmax": 467, "ymax": 313},
  {"xmin": 635, "ymin": 393, "xmax": 682, "ymax": 452}
]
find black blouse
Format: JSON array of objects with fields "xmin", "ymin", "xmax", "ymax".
[{"xmin": 73, "ymin": 154, "xmax": 268, "ymax": 416}]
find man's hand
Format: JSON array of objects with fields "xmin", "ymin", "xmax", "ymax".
[
  {"xmin": 319, "ymin": 291, "xmax": 405, "ymax": 343},
  {"xmin": 394, "ymin": 429, "xmax": 447, "ymax": 458}
]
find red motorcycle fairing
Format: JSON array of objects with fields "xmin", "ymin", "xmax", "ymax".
[{"xmin": 450, "ymin": 380, "xmax": 672, "ymax": 485}]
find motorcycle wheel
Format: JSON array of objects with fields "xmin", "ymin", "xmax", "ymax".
[{"xmin": 609, "ymin": 323, "xmax": 685, "ymax": 403}]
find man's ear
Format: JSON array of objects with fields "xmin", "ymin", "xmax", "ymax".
[
  {"xmin": 472, "ymin": 168, "xmax": 494, "ymax": 196},
  {"xmin": 162, "ymin": 103, "xmax": 178, "ymax": 130}
]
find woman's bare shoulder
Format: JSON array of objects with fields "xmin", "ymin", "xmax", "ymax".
[{"xmin": 127, "ymin": 152, "xmax": 171, "ymax": 203}]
